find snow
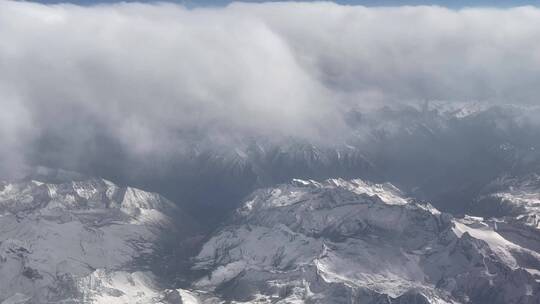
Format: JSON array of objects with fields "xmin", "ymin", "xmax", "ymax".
[
  {"xmin": 453, "ymin": 220, "xmax": 519, "ymax": 268},
  {"xmin": 195, "ymin": 261, "xmax": 247, "ymax": 290},
  {"xmin": 178, "ymin": 289, "xmax": 201, "ymax": 304}
]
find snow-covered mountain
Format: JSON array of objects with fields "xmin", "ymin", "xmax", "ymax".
[
  {"xmin": 192, "ymin": 178, "xmax": 540, "ymax": 303},
  {"xmin": 28, "ymin": 103, "xmax": 540, "ymax": 229},
  {"xmin": 0, "ymin": 173, "xmax": 198, "ymax": 304},
  {"xmin": 2, "ymin": 103, "xmax": 540, "ymax": 304},
  {"xmin": 1, "ymin": 167, "xmax": 539, "ymax": 303},
  {"xmin": 88, "ymin": 103, "xmax": 540, "ymax": 224},
  {"xmin": 471, "ymin": 174, "xmax": 540, "ymax": 229},
  {"xmin": 466, "ymin": 174, "xmax": 540, "ymax": 261}
]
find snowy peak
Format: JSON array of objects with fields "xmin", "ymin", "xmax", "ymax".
[
  {"xmin": 0, "ymin": 178, "xmax": 177, "ymax": 223},
  {"xmin": 235, "ymin": 178, "xmax": 443, "ymax": 245},
  {"xmin": 241, "ymin": 178, "xmax": 409, "ymax": 214}
]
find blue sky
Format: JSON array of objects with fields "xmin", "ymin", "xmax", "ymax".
[{"xmin": 24, "ymin": 0, "xmax": 540, "ymax": 8}]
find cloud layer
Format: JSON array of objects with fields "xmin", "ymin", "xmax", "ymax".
[{"xmin": 1, "ymin": 1, "xmax": 540, "ymax": 175}]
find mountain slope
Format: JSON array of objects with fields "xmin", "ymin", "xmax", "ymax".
[
  {"xmin": 471, "ymin": 174, "xmax": 540, "ymax": 229},
  {"xmin": 0, "ymin": 176, "xmax": 197, "ymax": 303},
  {"xmin": 192, "ymin": 179, "xmax": 540, "ymax": 303}
]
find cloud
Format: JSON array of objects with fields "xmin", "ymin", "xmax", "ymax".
[
  {"xmin": 243, "ymin": 3, "xmax": 540, "ymax": 103},
  {"xmin": 1, "ymin": 0, "xmax": 540, "ymax": 174}
]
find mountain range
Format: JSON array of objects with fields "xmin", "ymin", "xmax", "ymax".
[{"xmin": 1, "ymin": 103, "xmax": 540, "ymax": 303}]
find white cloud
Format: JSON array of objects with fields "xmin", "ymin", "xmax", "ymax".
[{"xmin": 0, "ymin": 0, "xmax": 539, "ymax": 171}]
